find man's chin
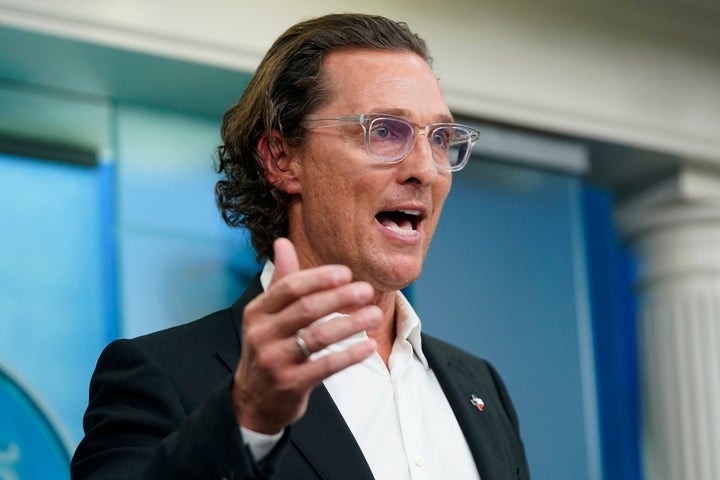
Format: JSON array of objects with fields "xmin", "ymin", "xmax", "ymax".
[{"xmin": 366, "ymin": 262, "xmax": 423, "ymax": 292}]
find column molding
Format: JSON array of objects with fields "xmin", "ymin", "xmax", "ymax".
[{"xmin": 616, "ymin": 163, "xmax": 720, "ymax": 480}]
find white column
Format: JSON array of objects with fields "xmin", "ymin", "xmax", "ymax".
[{"xmin": 617, "ymin": 166, "xmax": 720, "ymax": 480}]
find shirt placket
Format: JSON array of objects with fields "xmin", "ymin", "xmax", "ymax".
[{"xmin": 390, "ymin": 338, "xmax": 430, "ymax": 480}]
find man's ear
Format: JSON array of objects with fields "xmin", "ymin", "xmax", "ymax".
[{"xmin": 257, "ymin": 130, "xmax": 301, "ymax": 194}]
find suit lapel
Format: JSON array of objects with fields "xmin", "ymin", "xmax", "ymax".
[
  {"xmin": 215, "ymin": 277, "xmax": 264, "ymax": 372},
  {"xmin": 290, "ymin": 385, "xmax": 374, "ymax": 480},
  {"xmin": 423, "ymin": 335, "xmax": 517, "ymax": 480}
]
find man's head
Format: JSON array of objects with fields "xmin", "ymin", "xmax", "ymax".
[
  {"xmin": 217, "ymin": 13, "xmax": 478, "ymax": 292},
  {"xmin": 216, "ymin": 13, "xmax": 431, "ymax": 261}
]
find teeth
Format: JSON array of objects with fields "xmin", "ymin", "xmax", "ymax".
[
  {"xmin": 377, "ymin": 209, "xmax": 423, "ymax": 236},
  {"xmin": 399, "ymin": 209, "xmax": 421, "ymax": 217},
  {"xmin": 386, "ymin": 224, "xmax": 416, "ymax": 236}
]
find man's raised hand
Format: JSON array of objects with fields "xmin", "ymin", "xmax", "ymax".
[{"xmin": 232, "ymin": 238, "xmax": 380, "ymax": 434}]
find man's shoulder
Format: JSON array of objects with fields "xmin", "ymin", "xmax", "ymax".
[
  {"xmin": 132, "ymin": 305, "xmax": 236, "ymax": 350},
  {"xmin": 94, "ymin": 306, "xmax": 240, "ymax": 383},
  {"xmin": 421, "ymin": 333, "xmax": 488, "ymax": 366},
  {"xmin": 421, "ymin": 333, "xmax": 508, "ymax": 391}
]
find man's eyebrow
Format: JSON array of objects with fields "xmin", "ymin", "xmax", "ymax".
[
  {"xmin": 370, "ymin": 108, "xmax": 455, "ymax": 124},
  {"xmin": 436, "ymin": 113, "xmax": 456, "ymax": 124}
]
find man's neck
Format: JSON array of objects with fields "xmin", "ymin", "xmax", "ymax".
[{"xmin": 365, "ymin": 292, "xmax": 398, "ymax": 367}]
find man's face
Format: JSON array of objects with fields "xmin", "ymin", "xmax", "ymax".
[{"xmin": 286, "ymin": 49, "xmax": 453, "ymax": 293}]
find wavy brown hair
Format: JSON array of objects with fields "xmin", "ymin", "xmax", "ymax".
[{"xmin": 215, "ymin": 13, "xmax": 431, "ymax": 260}]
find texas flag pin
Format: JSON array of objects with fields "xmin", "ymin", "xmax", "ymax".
[{"xmin": 470, "ymin": 393, "xmax": 485, "ymax": 411}]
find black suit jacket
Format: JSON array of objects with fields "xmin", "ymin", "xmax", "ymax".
[{"xmin": 71, "ymin": 277, "xmax": 530, "ymax": 479}]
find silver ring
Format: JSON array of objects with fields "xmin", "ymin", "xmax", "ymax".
[{"xmin": 295, "ymin": 328, "xmax": 311, "ymax": 358}]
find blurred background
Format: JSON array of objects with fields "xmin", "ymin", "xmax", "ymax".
[{"xmin": 0, "ymin": 1, "xmax": 718, "ymax": 479}]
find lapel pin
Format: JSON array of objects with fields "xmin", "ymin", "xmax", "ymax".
[{"xmin": 470, "ymin": 393, "xmax": 485, "ymax": 411}]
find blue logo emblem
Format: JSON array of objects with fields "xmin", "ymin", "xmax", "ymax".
[{"xmin": 0, "ymin": 363, "xmax": 72, "ymax": 479}]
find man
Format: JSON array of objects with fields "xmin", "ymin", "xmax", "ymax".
[{"xmin": 71, "ymin": 13, "xmax": 530, "ymax": 480}]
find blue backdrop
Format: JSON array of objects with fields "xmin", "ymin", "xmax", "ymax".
[{"xmin": 0, "ymin": 153, "xmax": 113, "ymax": 474}]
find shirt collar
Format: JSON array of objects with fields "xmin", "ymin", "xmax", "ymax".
[
  {"xmin": 259, "ymin": 260, "xmax": 428, "ymax": 369},
  {"xmin": 260, "ymin": 260, "xmax": 275, "ymax": 291}
]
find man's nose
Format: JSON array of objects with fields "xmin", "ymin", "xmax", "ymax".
[{"xmin": 398, "ymin": 133, "xmax": 440, "ymax": 184}]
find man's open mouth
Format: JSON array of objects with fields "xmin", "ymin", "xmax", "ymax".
[{"xmin": 376, "ymin": 209, "xmax": 422, "ymax": 236}]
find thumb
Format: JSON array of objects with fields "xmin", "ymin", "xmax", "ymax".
[{"xmin": 271, "ymin": 237, "xmax": 300, "ymax": 283}]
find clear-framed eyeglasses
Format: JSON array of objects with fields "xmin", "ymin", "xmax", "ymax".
[{"xmin": 301, "ymin": 114, "xmax": 480, "ymax": 172}]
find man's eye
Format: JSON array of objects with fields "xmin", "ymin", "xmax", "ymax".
[
  {"xmin": 371, "ymin": 121, "xmax": 405, "ymax": 142},
  {"xmin": 431, "ymin": 130, "xmax": 451, "ymax": 148},
  {"xmin": 374, "ymin": 125, "xmax": 391, "ymax": 138}
]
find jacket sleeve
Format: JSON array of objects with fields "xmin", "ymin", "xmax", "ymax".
[{"xmin": 70, "ymin": 339, "xmax": 287, "ymax": 480}]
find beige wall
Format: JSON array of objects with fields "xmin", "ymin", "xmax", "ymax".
[{"xmin": 1, "ymin": 0, "xmax": 718, "ymax": 165}]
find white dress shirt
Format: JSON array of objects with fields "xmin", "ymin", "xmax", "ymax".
[{"xmin": 243, "ymin": 262, "xmax": 480, "ymax": 480}]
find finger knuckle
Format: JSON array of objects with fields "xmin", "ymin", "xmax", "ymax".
[
  {"xmin": 275, "ymin": 369, "xmax": 299, "ymax": 391},
  {"xmin": 282, "ymin": 276, "xmax": 304, "ymax": 298},
  {"xmin": 308, "ymin": 325, "xmax": 329, "ymax": 346},
  {"xmin": 256, "ymin": 348, "xmax": 280, "ymax": 371},
  {"xmin": 294, "ymin": 296, "xmax": 319, "ymax": 319},
  {"xmin": 322, "ymin": 354, "xmax": 340, "ymax": 374},
  {"xmin": 243, "ymin": 300, "xmax": 266, "ymax": 328},
  {"xmin": 244, "ymin": 324, "xmax": 265, "ymax": 348}
]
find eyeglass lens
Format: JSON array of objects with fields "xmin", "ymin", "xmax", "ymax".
[{"xmin": 367, "ymin": 117, "xmax": 471, "ymax": 169}]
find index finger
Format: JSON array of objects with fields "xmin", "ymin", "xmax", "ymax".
[
  {"xmin": 259, "ymin": 238, "xmax": 355, "ymax": 314},
  {"xmin": 258, "ymin": 264, "xmax": 356, "ymax": 315}
]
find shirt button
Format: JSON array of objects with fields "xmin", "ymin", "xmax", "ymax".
[{"xmin": 414, "ymin": 455, "xmax": 425, "ymax": 467}]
